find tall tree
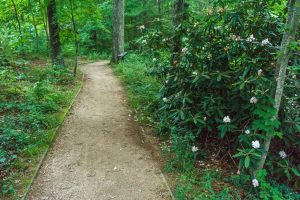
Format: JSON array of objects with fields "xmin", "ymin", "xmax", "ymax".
[
  {"xmin": 254, "ymin": 0, "xmax": 300, "ymax": 175},
  {"xmin": 11, "ymin": 0, "xmax": 21, "ymax": 36},
  {"xmin": 68, "ymin": 0, "xmax": 79, "ymax": 76},
  {"xmin": 29, "ymin": 0, "xmax": 39, "ymax": 49},
  {"xmin": 170, "ymin": 0, "xmax": 186, "ymax": 66},
  {"xmin": 112, "ymin": 0, "xmax": 125, "ymax": 63},
  {"xmin": 38, "ymin": 0, "xmax": 50, "ymax": 47},
  {"xmin": 47, "ymin": 0, "xmax": 64, "ymax": 66}
]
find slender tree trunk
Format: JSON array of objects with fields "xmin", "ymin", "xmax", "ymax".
[
  {"xmin": 112, "ymin": 0, "xmax": 125, "ymax": 63},
  {"xmin": 69, "ymin": 0, "xmax": 79, "ymax": 76},
  {"xmin": 157, "ymin": 0, "xmax": 161, "ymax": 14},
  {"xmin": 38, "ymin": 0, "xmax": 50, "ymax": 47},
  {"xmin": 11, "ymin": 0, "xmax": 21, "ymax": 35},
  {"xmin": 29, "ymin": 0, "xmax": 39, "ymax": 49},
  {"xmin": 47, "ymin": 0, "xmax": 64, "ymax": 66},
  {"xmin": 171, "ymin": 0, "xmax": 185, "ymax": 66},
  {"xmin": 253, "ymin": 0, "xmax": 300, "ymax": 175}
]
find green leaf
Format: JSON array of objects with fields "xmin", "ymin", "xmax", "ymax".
[
  {"xmin": 291, "ymin": 168, "xmax": 300, "ymax": 177},
  {"xmin": 0, "ymin": 157, "xmax": 6, "ymax": 163},
  {"xmin": 244, "ymin": 156, "xmax": 250, "ymax": 168}
]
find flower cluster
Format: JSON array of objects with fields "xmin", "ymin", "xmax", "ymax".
[
  {"xmin": 279, "ymin": 150, "xmax": 287, "ymax": 159},
  {"xmin": 250, "ymin": 97, "xmax": 258, "ymax": 104},
  {"xmin": 246, "ymin": 34, "xmax": 256, "ymax": 42},
  {"xmin": 252, "ymin": 178, "xmax": 259, "ymax": 187},
  {"xmin": 261, "ymin": 38, "xmax": 271, "ymax": 46},
  {"xmin": 258, "ymin": 69, "xmax": 263, "ymax": 76},
  {"xmin": 137, "ymin": 25, "xmax": 145, "ymax": 31},
  {"xmin": 182, "ymin": 47, "xmax": 188, "ymax": 54},
  {"xmin": 192, "ymin": 146, "xmax": 199, "ymax": 152},
  {"xmin": 223, "ymin": 116, "xmax": 231, "ymax": 123},
  {"xmin": 252, "ymin": 140, "xmax": 260, "ymax": 149}
]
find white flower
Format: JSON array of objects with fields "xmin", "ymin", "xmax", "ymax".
[
  {"xmin": 245, "ymin": 129, "xmax": 250, "ymax": 134},
  {"xmin": 192, "ymin": 71, "xmax": 198, "ymax": 76},
  {"xmin": 223, "ymin": 116, "xmax": 231, "ymax": 123},
  {"xmin": 153, "ymin": 58, "xmax": 157, "ymax": 62},
  {"xmin": 142, "ymin": 40, "xmax": 147, "ymax": 44},
  {"xmin": 250, "ymin": 97, "xmax": 258, "ymax": 104},
  {"xmin": 182, "ymin": 47, "xmax": 188, "ymax": 54},
  {"xmin": 279, "ymin": 150, "xmax": 287, "ymax": 159},
  {"xmin": 261, "ymin": 39, "xmax": 271, "ymax": 46},
  {"xmin": 204, "ymin": 116, "xmax": 207, "ymax": 121},
  {"xmin": 252, "ymin": 179, "xmax": 259, "ymax": 187},
  {"xmin": 208, "ymin": 53, "xmax": 212, "ymax": 60},
  {"xmin": 246, "ymin": 34, "xmax": 256, "ymax": 42},
  {"xmin": 258, "ymin": 69, "xmax": 263, "ymax": 76},
  {"xmin": 137, "ymin": 25, "xmax": 145, "ymax": 30},
  {"xmin": 192, "ymin": 146, "xmax": 199, "ymax": 152},
  {"xmin": 252, "ymin": 140, "xmax": 260, "ymax": 149},
  {"xmin": 163, "ymin": 97, "xmax": 168, "ymax": 102},
  {"xmin": 231, "ymin": 34, "xmax": 241, "ymax": 41}
]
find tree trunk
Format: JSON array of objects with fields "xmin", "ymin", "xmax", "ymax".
[
  {"xmin": 157, "ymin": 0, "xmax": 161, "ymax": 14},
  {"xmin": 253, "ymin": 0, "xmax": 300, "ymax": 175},
  {"xmin": 38, "ymin": 0, "xmax": 50, "ymax": 47},
  {"xmin": 112, "ymin": 0, "xmax": 125, "ymax": 63},
  {"xmin": 171, "ymin": 0, "xmax": 185, "ymax": 66},
  {"xmin": 69, "ymin": 0, "xmax": 79, "ymax": 76},
  {"xmin": 47, "ymin": 0, "xmax": 64, "ymax": 66},
  {"xmin": 11, "ymin": 0, "xmax": 21, "ymax": 35},
  {"xmin": 29, "ymin": 0, "xmax": 39, "ymax": 49}
]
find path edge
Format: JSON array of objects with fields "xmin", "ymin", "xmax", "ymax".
[{"xmin": 21, "ymin": 71, "xmax": 85, "ymax": 200}]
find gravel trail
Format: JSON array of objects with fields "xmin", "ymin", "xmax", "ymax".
[{"xmin": 27, "ymin": 61, "xmax": 170, "ymax": 200}]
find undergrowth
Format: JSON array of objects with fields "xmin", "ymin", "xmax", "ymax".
[
  {"xmin": 0, "ymin": 58, "xmax": 82, "ymax": 199},
  {"xmin": 112, "ymin": 52, "xmax": 300, "ymax": 200},
  {"xmin": 112, "ymin": 53, "xmax": 161, "ymax": 124}
]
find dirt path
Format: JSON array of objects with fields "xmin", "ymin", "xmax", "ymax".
[{"xmin": 27, "ymin": 61, "xmax": 170, "ymax": 200}]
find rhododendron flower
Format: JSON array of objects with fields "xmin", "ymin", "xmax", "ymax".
[
  {"xmin": 246, "ymin": 34, "xmax": 256, "ymax": 42},
  {"xmin": 245, "ymin": 129, "xmax": 250, "ymax": 134},
  {"xmin": 208, "ymin": 54, "xmax": 212, "ymax": 60},
  {"xmin": 137, "ymin": 25, "xmax": 145, "ymax": 30},
  {"xmin": 258, "ymin": 69, "xmax": 263, "ymax": 76},
  {"xmin": 163, "ymin": 97, "xmax": 168, "ymax": 102},
  {"xmin": 250, "ymin": 97, "xmax": 258, "ymax": 104},
  {"xmin": 252, "ymin": 140, "xmax": 260, "ymax": 149},
  {"xmin": 252, "ymin": 179, "xmax": 259, "ymax": 187},
  {"xmin": 231, "ymin": 34, "xmax": 241, "ymax": 41},
  {"xmin": 192, "ymin": 146, "xmax": 199, "ymax": 152},
  {"xmin": 279, "ymin": 150, "xmax": 287, "ymax": 159},
  {"xmin": 153, "ymin": 58, "xmax": 157, "ymax": 62},
  {"xmin": 261, "ymin": 39, "xmax": 271, "ymax": 46},
  {"xmin": 204, "ymin": 116, "xmax": 207, "ymax": 121},
  {"xmin": 142, "ymin": 40, "xmax": 147, "ymax": 44},
  {"xmin": 223, "ymin": 116, "xmax": 231, "ymax": 123},
  {"xmin": 182, "ymin": 47, "xmax": 188, "ymax": 54},
  {"xmin": 192, "ymin": 71, "xmax": 198, "ymax": 76}
]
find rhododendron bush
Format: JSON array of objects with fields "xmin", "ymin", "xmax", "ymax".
[{"xmin": 140, "ymin": 0, "xmax": 300, "ymax": 195}]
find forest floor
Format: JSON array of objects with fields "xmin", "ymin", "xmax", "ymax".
[{"xmin": 27, "ymin": 61, "xmax": 171, "ymax": 200}]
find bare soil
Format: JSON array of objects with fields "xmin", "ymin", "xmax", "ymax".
[{"xmin": 27, "ymin": 61, "xmax": 170, "ymax": 200}]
